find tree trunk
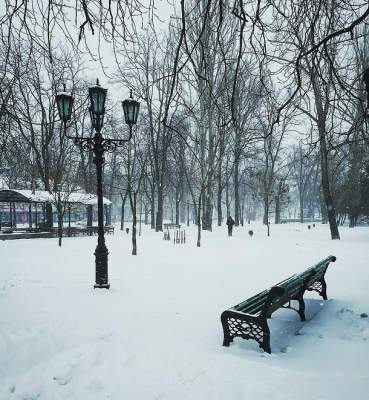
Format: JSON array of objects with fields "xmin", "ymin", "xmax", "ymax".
[
  {"xmin": 299, "ymin": 197, "xmax": 304, "ymax": 224},
  {"xmin": 57, "ymin": 196, "xmax": 63, "ymax": 247},
  {"xmin": 35, "ymin": 203, "xmax": 38, "ymax": 227},
  {"xmin": 319, "ymin": 190, "xmax": 327, "ymax": 224},
  {"xmin": 263, "ymin": 197, "xmax": 269, "ymax": 225},
  {"xmin": 151, "ymin": 185, "xmax": 155, "ymax": 229},
  {"xmin": 175, "ymin": 197, "xmax": 180, "ymax": 226},
  {"xmin": 9, "ymin": 202, "xmax": 13, "ymax": 228},
  {"xmin": 217, "ymin": 178, "xmax": 223, "ymax": 226},
  {"xmin": 217, "ymin": 130, "xmax": 224, "ymax": 226},
  {"xmin": 87, "ymin": 204, "xmax": 93, "ymax": 227},
  {"xmin": 320, "ymin": 140, "xmax": 340, "ymax": 239},
  {"xmin": 57, "ymin": 211, "xmax": 63, "ymax": 246},
  {"xmin": 155, "ymin": 186, "xmax": 163, "ymax": 232},
  {"xmin": 28, "ymin": 204, "xmax": 32, "ymax": 228},
  {"xmin": 197, "ymin": 196, "xmax": 202, "ymax": 247},
  {"xmin": 46, "ymin": 202, "xmax": 53, "ymax": 228},
  {"xmin": 130, "ymin": 191, "xmax": 138, "ymax": 255},
  {"xmin": 144, "ymin": 203, "xmax": 149, "ymax": 225},
  {"xmin": 234, "ymin": 156, "xmax": 240, "ymax": 226},
  {"xmin": 311, "ymin": 67, "xmax": 340, "ymax": 239},
  {"xmin": 187, "ymin": 201, "xmax": 190, "ymax": 227},
  {"xmin": 225, "ymin": 177, "xmax": 230, "ymax": 218},
  {"xmin": 13, "ymin": 203, "xmax": 17, "ymax": 227},
  {"xmin": 107, "ymin": 204, "xmax": 112, "ymax": 225},
  {"xmin": 275, "ymin": 195, "xmax": 280, "ymax": 224},
  {"xmin": 139, "ymin": 196, "xmax": 142, "ymax": 237},
  {"xmin": 120, "ymin": 194, "xmax": 127, "ymax": 230},
  {"xmin": 240, "ymin": 197, "xmax": 245, "ymax": 226},
  {"xmin": 202, "ymin": 186, "xmax": 213, "ymax": 231}
]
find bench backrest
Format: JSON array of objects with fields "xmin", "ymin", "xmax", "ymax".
[
  {"xmin": 234, "ymin": 286, "xmax": 286, "ymax": 316},
  {"xmin": 295, "ymin": 255, "xmax": 336, "ymax": 286},
  {"xmin": 233, "ymin": 255, "xmax": 336, "ymax": 316}
]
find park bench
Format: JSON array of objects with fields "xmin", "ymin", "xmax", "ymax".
[
  {"xmin": 25, "ymin": 227, "xmax": 41, "ymax": 233},
  {"xmin": 1, "ymin": 228, "xmax": 14, "ymax": 233},
  {"xmin": 84, "ymin": 226, "xmax": 114, "ymax": 235},
  {"xmin": 220, "ymin": 255, "xmax": 336, "ymax": 353},
  {"xmin": 164, "ymin": 223, "xmax": 181, "ymax": 230},
  {"xmin": 105, "ymin": 225, "xmax": 115, "ymax": 235},
  {"xmin": 0, "ymin": 232, "xmax": 54, "ymax": 240}
]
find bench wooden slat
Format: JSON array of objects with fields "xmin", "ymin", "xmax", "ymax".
[{"xmin": 234, "ymin": 290, "xmax": 268, "ymax": 311}]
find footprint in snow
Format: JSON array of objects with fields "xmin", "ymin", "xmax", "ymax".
[
  {"xmin": 280, "ymin": 345, "xmax": 292, "ymax": 353},
  {"xmin": 337, "ymin": 308, "xmax": 354, "ymax": 319},
  {"xmin": 53, "ymin": 374, "xmax": 72, "ymax": 385},
  {"xmin": 335, "ymin": 308, "xmax": 369, "ymax": 341}
]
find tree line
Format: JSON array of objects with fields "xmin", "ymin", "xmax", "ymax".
[{"xmin": 1, "ymin": 1, "xmax": 369, "ymax": 249}]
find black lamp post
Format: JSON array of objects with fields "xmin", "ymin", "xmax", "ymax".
[{"xmin": 56, "ymin": 80, "xmax": 140, "ymax": 289}]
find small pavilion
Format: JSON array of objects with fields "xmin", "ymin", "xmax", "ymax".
[{"xmin": 0, "ymin": 189, "xmax": 112, "ymax": 229}]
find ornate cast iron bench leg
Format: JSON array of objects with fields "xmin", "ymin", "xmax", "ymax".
[
  {"xmin": 221, "ymin": 311, "xmax": 232, "ymax": 347},
  {"xmin": 259, "ymin": 318, "xmax": 271, "ymax": 353},
  {"xmin": 320, "ymin": 277, "xmax": 327, "ymax": 300},
  {"xmin": 296, "ymin": 293, "xmax": 306, "ymax": 321},
  {"xmin": 221, "ymin": 311, "xmax": 272, "ymax": 354},
  {"xmin": 308, "ymin": 275, "xmax": 328, "ymax": 300}
]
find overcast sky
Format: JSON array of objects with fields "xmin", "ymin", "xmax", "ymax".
[{"xmin": 78, "ymin": 0, "xmax": 175, "ymax": 103}]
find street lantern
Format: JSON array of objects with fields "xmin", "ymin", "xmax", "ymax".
[
  {"xmin": 89, "ymin": 79, "xmax": 107, "ymax": 132},
  {"xmin": 122, "ymin": 90, "xmax": 140, "ymax": 126},
  {"xmin": 89, "ymin": 79, "xmax": 107, "ymax": 116},
  {"xmin": 56, "ymin": 84, "xmax": 74, "ymax": 123}
]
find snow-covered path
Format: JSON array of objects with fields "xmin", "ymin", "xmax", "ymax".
[{"xmin": 1, "ymin": 223, "xmax": 368, "ymax": 399}]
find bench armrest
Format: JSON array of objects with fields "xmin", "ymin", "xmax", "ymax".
[{"xmin": 261, "ymin": 286, "xmax": 285, "ymax": 316}]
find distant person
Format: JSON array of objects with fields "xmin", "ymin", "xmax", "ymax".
[{"xmin": 226, "ymin": 216, "xmax": 235, "ymax": 237}]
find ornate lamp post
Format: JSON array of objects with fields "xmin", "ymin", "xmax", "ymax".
[{"xmin": 56, "ymin": 80, "xmax": 140, "ymax": 289}]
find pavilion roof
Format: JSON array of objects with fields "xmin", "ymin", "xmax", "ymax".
[{"xmin": 0, "ymin": 189, "xmax": 112, "ymax": 205}]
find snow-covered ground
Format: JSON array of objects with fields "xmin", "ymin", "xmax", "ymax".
[{"xmin": 1, "ymin": 223, "xmax": 368, "ymax": 400}]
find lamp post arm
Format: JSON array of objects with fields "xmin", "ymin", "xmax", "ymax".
[
  {"xmin": 63, "ymin": 121, "xmax": 85, "ymax": 141},
  {"xmin": 111, "ymin": 124, "xmax": 133, "ymax": 144}
]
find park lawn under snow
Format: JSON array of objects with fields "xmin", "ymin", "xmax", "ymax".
[{"xmin": 0, "ymin": 223, "xmax": 369, "ymax": 400}]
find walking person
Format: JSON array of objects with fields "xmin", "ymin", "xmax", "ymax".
[{"xmin": 226, "ymin": 215, "xmax": 235, "ymax": 237}]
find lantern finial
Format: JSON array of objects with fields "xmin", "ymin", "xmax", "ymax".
[
  {"xmin": 97, "ymin": 78, "xmax": 100, "ymax": 86},
  {"xmin": 130, "ymin": 89, "xmax": 133, "ymax": 99},
  {"xmin": 63, "ymin": 83, "xmax": 66, "ymax": 92}
]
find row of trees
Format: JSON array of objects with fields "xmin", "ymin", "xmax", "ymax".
[{"xmin": 1, "ymin": 0, "xmax": 369, "ymax": 249}]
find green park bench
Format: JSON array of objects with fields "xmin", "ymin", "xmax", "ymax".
[
  {"xmin": 105, "ymin": 225, "xmax": 115, "ymax": 235},
  {"xmin": 163, "ymin": 223, "xmax": 181, "ymax": 230},
  {"xmin": 220, "ymin": 255, "xmax": 336, "ymax": 353}
]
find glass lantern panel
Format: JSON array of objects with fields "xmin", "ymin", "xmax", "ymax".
[
  {"xmin": 92, "ymin": 91, "xmax": 99, "ymax": 113},
  {"xmin": 134, "ymin": 103, "xmax": 140, "ymax": 123},
  {"xmin": 64, "ymin": 99, "xmax": 70, "ymax": 119},
  {"xmin": 128, "ymin": 105, "xmax": 134, "ymax": 122}
]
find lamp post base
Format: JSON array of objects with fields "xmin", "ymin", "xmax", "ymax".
[{"xmin": 94, "ymin": 283, "xmax": 110, "ymax": 289}]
